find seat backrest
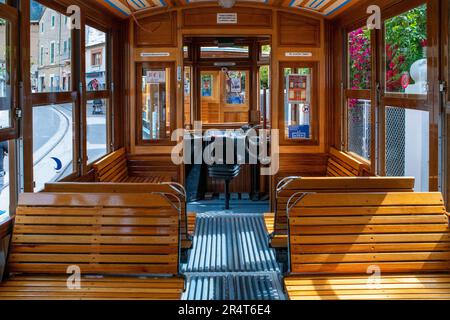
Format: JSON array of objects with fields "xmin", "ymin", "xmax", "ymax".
[
  {"xmin": 92, "ymin": 148, "xmax": 128, "ymax": 182},
  {"xmin": 9, "ymin": 192, "xmax": 180, "ymax": 276},
  {"xmin": 326, "ymin": 148, "xmax": 370, "ymax": 177},
  {"xmin": 288, "ymin": 192, "xmax": 450, "ymax": 275},
  {"xmin": 273, "ymin": 177, "xmax": 415, "ymax": 236},
  {"xmin": 44, "ymin": 182, "xmax": 189, "ymax": 240}
]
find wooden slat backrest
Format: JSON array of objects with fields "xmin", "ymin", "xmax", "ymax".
[
  {"xmin": 92, "ymin": 148, "xmax": 128, "ymax": 182},
  {"xmin": 9, "ymin": 192, "xmax": 180, "ymax": 276},
  {"xmin": 43, "ymin": 182, "xmax": 190, "ymax": 241},
  {"xmin": 288, "ymin": 192, "xmax": 450, "ymax": 275},
  {"xmin": 273, "ymin": 177, "xmax": 415, "ymax": 236},
  {"xmin": 326, "ymin": 148, "xmax": 369, "ymax": 177}
]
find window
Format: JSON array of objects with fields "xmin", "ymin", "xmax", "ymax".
[
  {"xmin": 384, "ymin": 5, "xmax": 427, "ymax": 94},
  {"xmin": 85, "ymin": 25, "xmax": 106, "ymax": 91},
  {"xmin": 347, "ymin": 99, "xmax": 371, "ymax": 160},
  {"xmin": 348, "ymin": 27, "xmax": 371, "ymax": 90},
  {"xmin": 281, "ymin": 65, "xmax": 316, "ymax": 142},
  {"xmin": 33, "ymin": 104, "xmax": 75, "ymax": 191},
  {"xmin": 91, "ymin": 50, "xmax": 102, "ymax": 66},
  {"xmin": 0, "ymin": 140, "xmax": 10, "ymax": 216},
  {"xmin": 200, "ymin": 69, "xmax": 250, "ymax": 124},
  {"xmin": 0, "ymin": 18, "xmax": 11, "ymax": 130},
  {"xmin": 184, "ymin": 66, "xmax": 192, "ymax": 129},
  {"xmin": 346, "ymin": 25, "xmax": 373, "ymax": 161},
  {"xmin": 386, "ymin": 106, "xmax": 429, "ymax": 191},
  {"xmin": 30, "ymin": 1, "xmax": 72, "ymax": 93},
  {"xmin": 200, "ymin": 45, "xmax": 249, "ymax": 59},
  {"xmin": 39, "ymin": 46, "xmax": 44, "ymax": 66},
  {"xmin": 86, "ymin": 99, "xmax": 108, "ymax": 164},
  {"xmin": 50, "ymin": 42, "xmax": 55, "ymax": 64},
  {"xmin": 139, "ymin": 63, "xmax": 173, "ymax": 142}
]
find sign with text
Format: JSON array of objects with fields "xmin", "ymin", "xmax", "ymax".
[
  {"xmin": 285, "ymin": 52, "xmax": 313, "ymax": 57},
  {"xmin": 217, "ymin": 13, "xmax": 237, "ymax": 24},
  {"xmin": 146, "ymin": 71, "xmax": 166, "ymax": 84},
  {"xmin": 286, "ymin": 74, "xmax": 310, "ymax": 103}
]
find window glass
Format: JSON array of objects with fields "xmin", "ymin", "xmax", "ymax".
[
  {"xmin": 386, "ymin": 106, "xmax": 429, "ymax": 191},
  {"xmin": 348, "ymin": 27, "xmax": 371, "ymax": 90},
  {"xmin": 225, "ymin": 71, "xmax": 247, "ymax": 105},
  {"xmin": 200, "ymin": 46, "xmax": 249, "ymax": 59},
  {"xmin": 141, "ymin": 66, "xmax": 171, "ymax": 140},
  {"xmin": 33, "ymin": 104, "xmax": 74, "ymax": 191},
  {"xmin": 86, "ymin": 25, "xmax": 107, "ymax": 91},
  {"xmin": 184, "ymin": 66, "xmax": 192, "ymax": 129},
  {"xmin": 385, "ymin": 5, "xmax": 427, "ymax": 94},
  {"xmin": 347, "ymin": 99, "xmax": 371, "ymax": 160},
  {"xmin": 86, "ymin": 99, "xmax": 108, "ymax": 164},
  {"xmin": 259, "ymin": 65, "xmax": 270, "ymax": 126},
  {"xmin": 0, "ymin": 18, "xmax": 11, "ymax": 130},
  {"xmin": 283, "ymin": 67, "xmax": 312, "ymax": 140},
  {"xmin": 200, "ymin": 70, "xmax": 249, "ymax": 124},
  {"xmin": 30, "ymin": 1, "xmax": 71, "ymax": 93},
  {"xmin": 261, "ymin": 44, "xmax": 271, "ymax": 59},
  {"xmin": 0, "ymin": 140, "xmax": 10, "ymax": 217}
]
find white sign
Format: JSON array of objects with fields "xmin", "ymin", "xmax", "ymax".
[
  {"xmin": 146, "ymin": 71, "xmax": 166, "ymax": 84},
  {"xmin": 285, "ymin": 52, "xmax": 313, "ymax": 57},
  {"xmin": 217, "ymin": 13, "xmax": 237, "ymax": 24},
  {"xmin": 141, "ymin": 52, "xmax": 170, "ymax": 57}
]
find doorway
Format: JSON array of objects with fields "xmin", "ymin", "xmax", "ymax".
[{"xmin": 183, "ymin": 36, "xmax": 271, "ymax": 206}]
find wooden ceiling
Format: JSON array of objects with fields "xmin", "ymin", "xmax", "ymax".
[{"xmin": 96, "ymin": 0, "xmax": 362, "ymax": 19}]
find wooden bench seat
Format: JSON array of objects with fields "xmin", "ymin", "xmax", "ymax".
[
  {"xmin": 0, "ymin": 192, "xmax": 185, "ymax": 300},
  {"xmin": 44, "ymin": 182, "xmax": 196, "ymax": 249},
  {"xmin": 265, "ymin": 177, "xmax": 415, "ymax": 248},
  {"xmin": 326, "ymin": 147, "xmax": 371, "ymax": 177},
  {"xmin": 284, "ymin": 192, "xmax": 450, "ymax": 300},
  {"xmin": 0, "ymin": 276, "xmax": 184, "ymax": 300},
  {"xmin": 93, "ymin": 148, "xmax": 171, "ymax": 183}
]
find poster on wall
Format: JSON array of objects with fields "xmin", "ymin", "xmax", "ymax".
[
  {"xmin": 146, "ymin": 70, "xmax": 166, "ymax": 84},
  {"xmin": 201, "ymin": 74, "xmax": 213, "ymax": 97},
  {"xmin": 286, "ymin": 74, "xmax": 310, "ymax": 104},
  {"xmin": 230, "ymin": 77, "xmax": 242, "ymax": 93}
]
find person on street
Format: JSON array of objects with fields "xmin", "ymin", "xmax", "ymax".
[{"xmin": 0, "ymin": 141, "xmax": 8, "ymax": 178}]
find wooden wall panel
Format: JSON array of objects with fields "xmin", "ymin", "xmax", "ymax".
[
  {"xmin": 182, "ymin": 7, "xmax": 272, "ymax": 29},
  {"xmin": 127, "ymin": 153, "xmax": 180, "ymax": 182},
  {"xmin": 277, "ymin": 12, "xmax": 321, "ymax": 47},
  {"xmin": 276, "ymin": 153, "xmax": 329, "ymax": 180},
  {"xmin": 135, "ymin": 12, "xmax": 177, "ymax": 47}
]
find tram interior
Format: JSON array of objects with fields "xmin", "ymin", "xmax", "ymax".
[{"xmin": 0, "ymin": 0, "xmax": 450, "ymax": 300}]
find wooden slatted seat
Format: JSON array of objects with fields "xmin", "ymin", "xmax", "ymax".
[
  {"xmin": 44, "ymin": 182, "xmax": 196, "ymax": 249},
  {"xmin": 265, "ymin": 177, "xmax": 415, "ymax": 248},
  {"xmin": 326, "ymin": 147, "xmax": 370, "ymax": 177},
  {"xmin": 93, "ymin": 148, "xmax": 170, "ymax": 183},
  {"xmin": 284, "ymin": 192, "xmax": 450, "ymax": 300},
  {"xmin": 0, "ymin": 192, "xmax": 185, "ymax": 300}
]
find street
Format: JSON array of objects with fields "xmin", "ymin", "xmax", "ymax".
[{"xmin": 0, "ymin": 102, "xmax": 107, "ymax": 215}]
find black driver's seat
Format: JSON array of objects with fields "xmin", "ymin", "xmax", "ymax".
[{"xmin": 208, "ymin": 164, "xmax": 241, "ymax": 210}]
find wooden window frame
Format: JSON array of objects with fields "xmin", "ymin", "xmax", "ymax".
[
  {"xmin": 136, "ymin": 61, "xmax": 177, "ymax": 146},
  {"xmin": 0, "ymin": 3, "xmax": 19, "ymax": 142},
  {"xmin": 343, "ymin": 23, "xmax": 376, "ymax": 169},
  {"xmin": 278, "ymin": 61, "xmax": 320, "ymax": 146}
]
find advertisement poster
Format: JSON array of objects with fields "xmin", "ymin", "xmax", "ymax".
[
  {"xmin": 201, "ymin": 74, "xmax": 213, "ymax": 97},
  {"xmin": 230, "ymin": 77, "xmax": 242, "ymax": 93},
  {"xmin": 146, "ymin": 70, "xmax": 165, "ymax": 84},
  {"xmin": 287, "ymin": 74, "xmax": 309, "ymax": 103}
]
